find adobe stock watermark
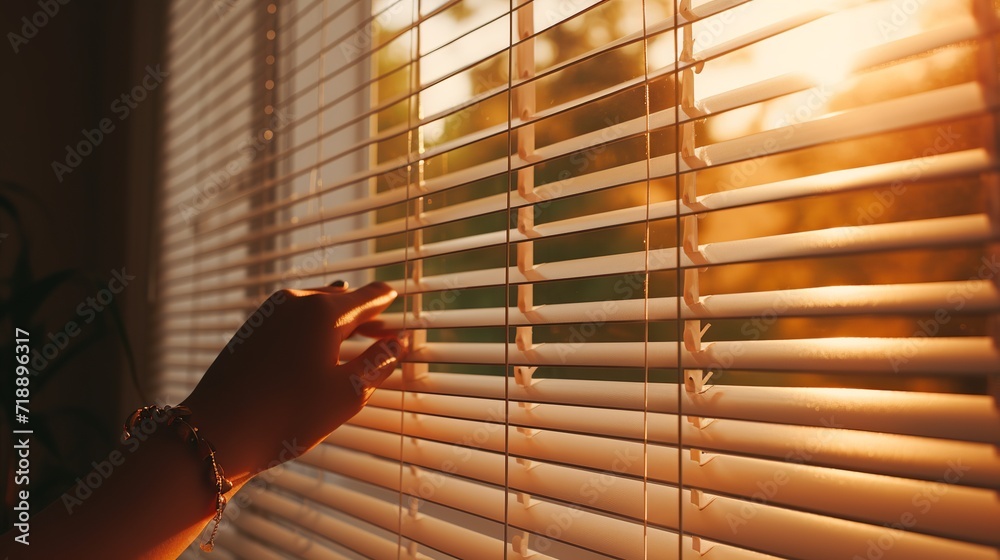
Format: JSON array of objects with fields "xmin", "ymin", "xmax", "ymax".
[
  {"xmin": 275, "ymin": 248, "xmax": 340, "ymax": 290},
  {"xmin": 534, "ymin": 0, "xmax": 617, "ymax": 30},
  {"xmin": 889, "ymin": 253, "xmax": 999, "ymax": 372},
  {"xmin": 413, "ymin": 279, "xmax": 464, "ymax": 326},
  {"xmin": 392, "ymin": 369, "xmax": 637, "ymax": 557},
  {"xmin": 690, "ymin": 2, "xmax": 755, "ymax": 51},
  {"xmin": 552, "ymin": 246, "xmax": 668, "ymax": 363},
  {"xmin": 225, "ymin": 289, "xmax": 288, "ymax": 354},
  {"xmin": 407, "ymin": 407, "xmax": 508, "ymax": 504},
  {"xmin": 204, "ymin": 438, "xmax": 308, "ymax": 537},
  {"xmin": 276, "ymin": 236, "xmax": 376, "ymax": 290},
  {"xmin": 727, "ymin": 416, "xmax": 845, "ymax": 533},
  {"xmin": 61, "ymin": 403, "xmax": 310, "ymax": 519},
  {"xmin": 339, "ymin": 2, "xmax": 407, "ymax": 62},
  {"xmin": 852, "ymin": 460, "xmax": 970, "ymax": 560},
  {"xmin": 7, "ymin": 0, "xmax": 71, "ymax": 54},
  {"xmin": 213, "ymin": 0, "xmax": 240, "ymax": 18},
  {"xmin": 877, "ymin": 0, "xmax": 931, "ymax": 40},
  {"xmin": 402, "ymin": 405, "xmax": 506, "ymax": 507},
  {"xmin": 682, "ymin": 288, "xmax": 795, "ymax": 398},
  {"xmin": 61, "ymin": 397, "xmax": 172, "ymax": 513},
  {"xmin": 855, "ymin": 126, "xmax": 960, "ymax": 226},
  {"xmin": 51, "ymin": 64, "xmax": 169, "ymax": 183},
  {"xmin": 710, "ymin": 124, "xmax": 965, "ymax": 374},
  {"xmin": 531, "ymin": 446, "xmax": 640, "ymax": 553},
  {"xmin": 27, "ymin": 267, "xmax": 136, "ymax": 374},
  {"xmin": 718, "ymin": 85, "xmax": 834, "ymax": 192},
  {"xmin": 349, "ymin": 336, "xmax": 408, "ymax": 396},
  {"xmin": 177, "ymin": 110, "xmax": 293, "ymax": 223},
  {"xmin": 524, "ymin": 115, "xmax": 630, "ymax": 224}
]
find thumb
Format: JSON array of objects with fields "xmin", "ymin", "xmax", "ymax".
[{"xmin": 340, "ymin": 336, "xmax": 408, "ymax": 402}]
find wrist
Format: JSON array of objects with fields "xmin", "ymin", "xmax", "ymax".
[
  {"xmin": 123, "ymin": 402, "xmax": 242, "ymax": 551},
  {"xmin": 175, "ymin": 398, "xmax": 259, "ymax": 484}
]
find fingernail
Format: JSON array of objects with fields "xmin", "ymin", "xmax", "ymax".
[
  {"xmin": 396, "ymin": 331, "xmax": 410, "ymax": 353},
  {"xmin": 329, "ymin": 279, "xmax": 347, "ymax": 288}
]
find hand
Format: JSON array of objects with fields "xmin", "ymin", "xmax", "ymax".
[{"xmin": 179, "ymin": 281, "xmax": 407, "ymax": 483}]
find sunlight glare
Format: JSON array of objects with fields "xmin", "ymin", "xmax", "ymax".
[{"xmin": 752, "ymin": 4, "xmax": 869, "ymax": 90}]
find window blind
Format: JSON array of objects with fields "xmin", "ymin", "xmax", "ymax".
[{"xmin": 154, "ymin": 0, "xmax": 1000, "ymax": 559}]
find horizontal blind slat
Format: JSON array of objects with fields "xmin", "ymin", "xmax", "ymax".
[
  {"xmin": 337, "ymin": 336, "xmax": 1000, "ymax": 374},
  {"xmin": 683, "ymin": 453, "xmax": 1000, "ymax": 548},
  {"xmin": 160, "ymin": 44, "xmax": 991, "ymax": 246},
  {"xmin": 699, "ymin": 17, "xmax": 983, "ymax": 115},
  {"xmin": 365, "ymin": 382, "xmax": 1000, "ymax": 445},
  {"xmin": 271, "ymin": 469, "xmax": 507, "ymax": 560},
  {"xmin": 212, "ymin": 529, "xmax": 287, "ymax": 560},
  {"xmin": 231, "ymin": 512, "xmax": 350, "ymax": 560},
  {"xmin": 340, "ymin": 401, "xmax": 1000, "ymax": 489},
  {"xmin": 306, "ymin": 430, "xmax": 999, "ymax": 546},
  {"xmin": 373, "ymin": 215, "xmax": 993, "ymax": 295},
  {"xmin": 683, "ymin": 491, "xmax": 1000, "ymax": 560},
  {"xmin": 155, "ymin": 147, "xmax": 995, "ymax": 295},
  {"xmin": 156, "ymin": 334, "xmax": 1000, "ymax": 377},
  {"xmin": 693, "ymin": 82, "xmax": 988, "ymax": 171},
  {"xmin": 380, "ymin": 373, "xmax": 1000, "ymax": 442},
  {"xmin": 373, "ymin": 281, "xmax": 1000, "ymax": 328},
  {"xmin": 245, "ymin": 487, "xmax": 417, "ymax": 560}
]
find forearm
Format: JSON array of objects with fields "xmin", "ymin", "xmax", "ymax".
[
  {"xmin": 0, "ymin": 283, "xmax": 402, "ymax": 559},
  {"xmin": 1, "ymin": 427, "xmax": 246, "ymax": 560}
]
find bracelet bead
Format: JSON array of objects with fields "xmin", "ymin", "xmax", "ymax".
[{"xmin": 123, "ymin": 404, "xmax": 233, "ymax": 552}]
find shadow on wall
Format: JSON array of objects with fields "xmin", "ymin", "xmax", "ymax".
[{"xmin": 0, "ymin": 0, "xmax": 164, "ymax": 529}]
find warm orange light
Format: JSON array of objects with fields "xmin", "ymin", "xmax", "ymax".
[{"xmin": 779, "ymin": 19, "xmax": 858, "ymax": 89}]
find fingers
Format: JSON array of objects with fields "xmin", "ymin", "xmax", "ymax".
[
  {"xmin": 340, "ymin": 336, "xmax": 408, "ymax": 401},
  {"xmin": 332, "ymin": 281, "xmax": 398, "ymax": 333},
  {"xmin": 308, "ymin": 279, "xmax": 350, "ymax": 295},
  {"xmin": 354, "ymin": 320, "xmax": 402, "ymax": 339}
]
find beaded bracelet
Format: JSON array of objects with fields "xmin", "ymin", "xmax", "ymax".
[{"xmin": 123, "ymin": 405, "xmax": 234, "ymax": 552}]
